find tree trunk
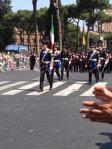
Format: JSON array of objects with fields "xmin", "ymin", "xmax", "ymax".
[
  {"xmin": 98, "ymin": 22, "xmax": 102, "ymax": 40},
  {"xmin": 19, "ymin": 29, "xmax": 22, "ymax": 45},
  {"xmin": 27, "ymin": 31, "xmax": 30, "ymax": 51},
  {"xmin": 32, "ymin": 0, "xmax": 39, "ymax": 55},
  {"xmin": 86, "ymin": 25, "xmax": 90, "ymax": 49},
  {"xmin": 56, "ymin": 0, "xmax": 62, "ymax": 51},
  {"xmin": 76, "ymin": 18, "xmax": 80, "ymax": 50},
  {"xmin": 22, "ymin": 29, "xmax": 24, "ymax": 45}
]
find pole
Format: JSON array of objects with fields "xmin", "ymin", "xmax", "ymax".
[
  {"xmin": 56, "ymin": 0, "xmax": 62, "ymax": 51},
  {"xmin": 32, "ymin": 0, "xmax": 39, "ymax": 55}
]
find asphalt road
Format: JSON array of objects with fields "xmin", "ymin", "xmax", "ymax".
[{"xmin": 0, "ymin": 70, "xmax": 111, "ymax": 149}]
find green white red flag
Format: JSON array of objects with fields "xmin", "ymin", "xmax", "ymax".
[{"xmin": 50, "ymin": 16, "xmax": 54, "ymax": 50}]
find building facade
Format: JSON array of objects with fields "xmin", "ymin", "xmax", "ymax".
[
  {"xmin": 102, "ymin": 6, "xmax": 112, "ymax": 33},
  {"xmin": 14, "ymin": 27, "xmax": 43, "ymax": 54}
]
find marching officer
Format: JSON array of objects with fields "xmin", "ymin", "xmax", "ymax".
[
  {"xmin": 61, "ymin": 46, "xmax": 71, "ymax": 80},
  {"xmin": 98, "ymin": 44, "xmax": 107, "ymax": 81},
  {"xmin": 87, "ymin": 44, "xmax": 100, "ymax": 85},
  {"xmin": 51, "ymin": 46, "xmax": 61, "ymax": 81},
  {"xmin": 39, "ymin": 41, "xmax": 53, "ymax": 92}
]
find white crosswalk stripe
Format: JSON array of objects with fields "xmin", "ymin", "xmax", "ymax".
[
  {"xmin": 0, "ymin": 80, "xmax": 109, "ymax": 97},
  {"xmin": 0, "ymin": 81, "xmax": 27, "ymax": 92},
  {"xmin": 0, "ymin": 81, "xmax": 10, "ymax": 85},
  {"xmin": 80, "ymin": 82, "xmax": 108, "ymax": 96},
  {"xmin": 27, "ymin": 81, "xmax": 65, "ymax": 96},
  {"xmin": 53, "ymin": 81, "xmax": 87, "ymax": 96},
  {"xmin": 2, "ymin": 82, "xmax": 40, "ymax": 95}
]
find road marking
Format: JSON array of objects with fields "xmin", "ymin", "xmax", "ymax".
[
  {"xmin": 53, "ymin": 81, "xmax": 87, "ymax": 96},
  {"xmin": 2, "ymin": 82, "xmax": 39, "ymax": 95},
  {"xmin": 80, "ymin": 82, "xmax": 108, "ymax": 96},
  {"xmin": 0, "ymin": 81, "xmax": 27, "ymax": 92},
  {"xmin": 0, "ymin": 81, "xmax": 10, "ymax": 85},
  {"xmin": 27, "ymin": 81, "xmax": 65, "ymax": 96}
]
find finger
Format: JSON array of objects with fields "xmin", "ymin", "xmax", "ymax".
[
  {"xmin": 94, "ymin": 85, "xmax": 105, "ymax": 93},
  {"xmin": 80, "ymin": 108, "xmax": 102, "ymax": 114},
  {"xmin": 89, "ymin": 118, "xmax": 112, "ymax": 124},
  {"xmin": 93, "ymin": 89, "xmax": 112, "ymax": 101},
  {"xmin": 82, "ymin": 101, "xmax": 99, "ymax": 108},
  {"xmin": 94, "ymin": 85, "xmax": 105, "ymax": 91},
  {"xmin": 93, "ymin": 90, "xmax": 105, "ymax": 96},
  {"xmin": 83, "ymin": 113, "xmax": 99, "ymax": 119},
  {"xmin": 80, "ymin": 108, "xmax": 90, "ymax": 113},
  {"xmin": 95, "ymin": 95, "xmax": 110, "ymax": 102},
  {"xmin": 106, "ymin": 86, "xmax": 112, "ymax": 92}
]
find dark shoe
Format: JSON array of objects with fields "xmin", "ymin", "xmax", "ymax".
[
  {"xmin": 49, "ymin": 87, "xmax": 52, "ymax": 90},
  {"xmin": 96, "ymin": 80, "xmax": 99, "ymax": 83},
  {"xmin": 58, "ymin": 77, "xmax": 61, "ymax": 81},
  {"xmin": 101, "ymin": 77, "xmax": 104, "ymax": 82},
  {"xmin": 88, "ymin": 82, "xmax": 92, "ymax": 85},
  {"xmin": 38, "ymin": 88, "xmax": 43, "ymax": 92}
]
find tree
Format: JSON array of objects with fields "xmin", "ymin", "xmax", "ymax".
[
  {"xmin": 77, "ymin": 0, "xmax": 109, "ymax": 48},
  {"xmin": 0, "ymin": 0, "xmax": 12, "ymax": 50},
  {"xmin": 64, "ymin": 4, "xmax": 82, "ymax": 49},
  {"xmin": 66, "ymin": 23, "xmax": 78, "ymax": 49},
  {"xmin": 32, "ymin": 0, "xmax": 39, "ymax": 54},
  {"xmin": 0, "ymin": 0, "xmax": 11, "ymax": 19}
]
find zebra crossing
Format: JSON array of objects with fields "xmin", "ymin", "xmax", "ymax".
[{"xmin": 0, "ymin": 80, "xmax": 109, "ymax": 97}]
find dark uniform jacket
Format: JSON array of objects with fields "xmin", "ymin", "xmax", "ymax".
[
  {"xmin": 40, "ymin": 49, "xmax": 52, "ymax": 71},
  {"xmin": 87, "ymin": 50, "xmax": 99, "ymax": 70}
]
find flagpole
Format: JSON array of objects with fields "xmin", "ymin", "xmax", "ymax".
[
  {"xmin": 82, "ymin": 20, "xmax": 86, "ymax": 50},
  {"xmin": 50, "ymin": 14, "xmax": 54, "ymax": 51}
]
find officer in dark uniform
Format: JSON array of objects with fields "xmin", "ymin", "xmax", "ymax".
[
  {"xmin": 98, "ymin": 43, "xmax": 107, "ymax": 81},
  {"xmin": 39, "ymin": 41, "xmax": 53, "ymax": 92},
  {"xmin": 87, "ymin": 44, "xmax": 100, "ymax": 85},
  {"xmin": 51, "ymin": 46, "xmax": 61, "ymax": 81},
  {"xmin": 61, "ymin": 46, "xmax": 71, "ymax": 80},
  {"xmin": 30, "ymin": 52, "xmax": 36, "ymax": 70}
]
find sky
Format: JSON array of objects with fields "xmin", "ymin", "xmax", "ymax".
[
  {"xmin": 11, "ymin": 0, "xmax": 76, "ymax": 12},
  {"xmin": 11, "ymin": 0, "xmax": 112, "ymax": 30},
  {"xmin": 11, "ymin": 0, "xmax": 112, "ymax": 12}
]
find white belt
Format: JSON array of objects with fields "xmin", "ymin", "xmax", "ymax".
[
  {"xmin": 42, "ymin": 61, "xmax": 50, "ymax": 64},
  {"xmin": 90, "ymin": 59, "xmax": 97, "ymax": 61},
  {"xmin": 100, "ymin": 58, "xmax": 104, "ymax": 60},
  {"xmin": 54, "ymin": 60, "xmax": 60, "ymax": 62},
  {"xmin": 62, "ymin": 58, "xmax": 68, "ymax": 61}
]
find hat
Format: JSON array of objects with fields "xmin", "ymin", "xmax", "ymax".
[
  {"xmin": 90, "ymin": 43, "xmax": 96, "ymax": 48},
  {"xmin": 42, "ymin": 40, "xmax": 49, "ymax": 45},
  {"xmin": 98, "ymin": 40, "xmax": 103, "ymax": 46},
  {"xmin": 63, "ymin": 45, "xmax": 67, "ymax": 48}
]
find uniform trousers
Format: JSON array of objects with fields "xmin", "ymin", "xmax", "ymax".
[
  {"xmin": 39, "ymin": 68, "xmax": 52, "ymax": 91},
  {"xmin": 61, "ymin": 61, "xmax": 69, "ymax": 80},
  {"xmin": 100, "ymin": 65, "xmax": 106, "ymax": 81},
  {"xmin": 51, "ymin": 67, "xmax": 61, "ymax": 81},
  {"xmin": 89, "ymin": 68, "xmax": 99, "ymax": 83}
]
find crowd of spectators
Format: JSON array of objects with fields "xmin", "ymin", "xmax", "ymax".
[{"xmin": 0, "ymin": 52, "xmax": 31, "ymax": 72}]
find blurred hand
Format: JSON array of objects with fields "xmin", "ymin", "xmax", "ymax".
[{"xmin": 80, "ymin": 101, "xmax": 112, "ymax": 124}]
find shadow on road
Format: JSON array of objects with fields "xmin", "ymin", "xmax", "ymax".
[{"xmin": 96, "ymin": 132, "xmax": 112, "ymax": 149}]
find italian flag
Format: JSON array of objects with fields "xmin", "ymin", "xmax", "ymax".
[{"xmin": 50, "ymin": 16, "xmax": 54, "ymax": 50}]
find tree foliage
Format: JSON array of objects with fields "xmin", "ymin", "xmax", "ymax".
[
  {"xmin": 0, "ymin": 0, "xmax": 13, "ymax": 50},
  {"xmin": 0, "ymin": 0, "xmax": 112, "ymax": 50}
]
